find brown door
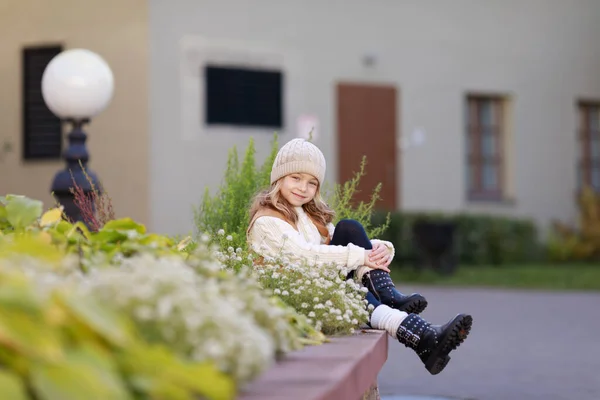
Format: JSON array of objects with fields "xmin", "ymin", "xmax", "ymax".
[{"xmin": 336, "ymin": 82, "xmax": 398, "ymax": 210}]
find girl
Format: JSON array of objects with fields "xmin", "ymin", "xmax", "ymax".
[{"xmin": 247, "ymin": 138, "xmax": 472, "ymax": 375}]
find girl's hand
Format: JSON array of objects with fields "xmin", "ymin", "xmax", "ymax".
[
  {"xmin": 364, "ymin": 250, "xmax": 391, "ymax": 273},
  {"xmin": 369, "ymin": 242, "xmax": 393, "ymax": 268}
]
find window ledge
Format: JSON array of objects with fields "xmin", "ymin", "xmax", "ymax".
[{"xmin": 467, "ymin": 194, "xmax": 516, "ymax": 206}]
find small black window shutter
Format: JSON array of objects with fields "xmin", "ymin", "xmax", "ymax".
[{"xmin": 22, "ymin": 45, "xmax": 63, "ymax": 160}]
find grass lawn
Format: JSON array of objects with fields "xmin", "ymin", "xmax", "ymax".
[{"xmin": 390, "ymin": 263, "xmax": 600, "ymax": 291}]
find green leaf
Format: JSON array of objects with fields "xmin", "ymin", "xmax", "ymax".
[
  {"xmin": 67, "ymin": 221, "xmax": 91, "ymax": 240},
  {"xmin": 92, "ymin": 229, "xmax": 128, "ymax": 244},
  {"xmin": 0, "ymin": 370, "xmax": 28, "ymax": 400},
  {"xmin": 171, "ymin": 361, "xmax": 236, "ymax": 400},
  {"xmin": 0, "ymin": 202, "xmax": 7, "ymax": 222},
  {"xmin": 0, "ymin": 307, "xmax": 63, "ymax": 361},
  {"xmin": 40, "ymin": 207, "xmax": 63, "ymax": 227},
  {"xmin": 54, "ymin": 220, "xmax": 74, "ymax": 235},
  {"xmin": 30, "ymin": 350, "xmax": 133, "ymax": 400},
  {"xmin": 102, "ymin": 218, "xmax": 146, "ymax": 234},
  {"xmin": 57, "ymin": 292, "xmax": 133, "ymax": 348},
  {"xmin": 122, "ymin": 345, "xmax": 236, "ymax": 400},
  {"xmin": 5, "ymin": 195, "xmax": 43, "ymax": 230},
  {"xmin": 0, "ymin": 235, "xmax": 65, "ymax": 264}
]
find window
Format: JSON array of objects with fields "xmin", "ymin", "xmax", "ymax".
[
  {"xmin": 578, "ymin": 101, "xmax": 600, "ymax": 190},
  {"xmin": 22, "ymin": 45, "xmax": 63, "ymax": 160},
  {"xmin": 204, "ymin": 65, "xmax": 283, "ymax": 129},
  {"xmin": 465, "ymin": 95, "xmax": 506, "ymax": 200}
]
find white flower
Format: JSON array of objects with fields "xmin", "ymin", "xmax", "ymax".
[
  {"xmin": 226, "ymin": 235, "xmax": 233, "ymax": 241},
  {"xmin": 58, "ymin": 253, "xmax": 302, "ymax": 384},
  {"xmin": 217, "ymin": 229, "xmax": 225, "ymax": 235}
]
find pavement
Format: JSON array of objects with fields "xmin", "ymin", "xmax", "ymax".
[{"xmin": 377, "ymin": 285, "xmax": 600, "ymax": 400}]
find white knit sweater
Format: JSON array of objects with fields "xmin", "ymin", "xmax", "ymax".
[{"xmin": 248, "ymin": 206, "xmax": 395, "ymax": 271}]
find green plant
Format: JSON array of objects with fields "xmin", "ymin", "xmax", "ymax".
[
  {"xmin": 193, "ymin": 135, "xmax": 279, "ymax": 250},
  {"xmin": 323, "ymin": 156, "xmax": 390, "ymax": 238},
  {"xmin": 68, "ymin": 162, "xmax": 116, "ymax": 232},
  {"xmin": 253, "ymin": 259, "xmax": 370, "ymax": 336},
  {"xmin": 0, "ymin": 264, "xmax": 234, "ymax": 400},
  {"xmin": 194, "ymin": 135, "xmax": 391, "ymax": 249},
  {"xmin": 547, "ymin": 185, "xmax": 600, "ymax": 262},
  {"xmin": 372, "ymin": 210, "xmax": 540, "ymax": 268},
  {"xmin": 191, "ymin": 136, "xmax": 391, "ymax": 337},
  {"xmin": 209, "ymin": 228, "xmax": 365, "ymax": 337},
  {"xmin": 1, "ymin": 193, "xmax": 328, "ymax": 397}
]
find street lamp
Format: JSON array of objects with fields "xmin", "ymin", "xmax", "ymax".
[{"xmin": 42, "ymin": 48, "xmax": 114, "ymax": 224}]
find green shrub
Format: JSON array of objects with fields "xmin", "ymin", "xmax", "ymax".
[
  {"xmin": 193, "ymin": 136, "xmax": 279, "ymax": 250},
  {"xmin": 0, "ymin": 194, "xmax": 328, "ymax": 398},
  {"xmin": 194, "ymin": 135, "xmax": 390, "ymax": 248},
  {"xmin": 547, "ymin": 186, "xmax": 600, "ymax": 262},
  {"xmin": 322, "ymin": 156, "xmax": 390, "ymax": 239},
  {"xmin": 371, "ymin": 210, "xmax": 541, "ymax": 267}
]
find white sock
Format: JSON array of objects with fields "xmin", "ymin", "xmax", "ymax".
[{"xmin": 369, "ymin": 304, "xmax": 408, "ymax": 337}]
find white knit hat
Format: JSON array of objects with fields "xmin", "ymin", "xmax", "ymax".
[{"xmin": 270, "ymin": 138, "xmax": 326, "ymax": 185}]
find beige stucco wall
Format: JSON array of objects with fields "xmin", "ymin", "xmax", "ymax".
[
  {"xmin": 0, "ymin": 0, "xmax": 149, "ymax": 225},
  {"xmin": 149, "ymin": 0, "xmax": 600, "ymax": 236}
]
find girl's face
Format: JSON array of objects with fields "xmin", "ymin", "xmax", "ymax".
[{"xmin": 280, "ymin": 173, "xmax": 319, "ymax": 207}]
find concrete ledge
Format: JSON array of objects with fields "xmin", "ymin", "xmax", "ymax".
[{"xmin": 238, "ymin": 330, "xmax": 389, "ymax": 400}]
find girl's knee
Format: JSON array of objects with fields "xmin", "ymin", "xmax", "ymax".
[{"xmin": 336, "ymin": 219, "xmax": 364, "ymax": 232}]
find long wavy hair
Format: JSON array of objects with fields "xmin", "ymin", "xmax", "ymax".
[{"xmin": 249, "ymin": 178, "xmax": 335, "ymax": 230}]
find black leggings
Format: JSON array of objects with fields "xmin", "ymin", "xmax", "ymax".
[{"xmin": 329, "ymin": 219, "xmax": 381, "ymax": 309}]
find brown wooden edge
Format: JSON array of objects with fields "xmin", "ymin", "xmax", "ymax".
[{"xmin": 237, "ymin": 330, "xmax": 389, "ymax": 400}]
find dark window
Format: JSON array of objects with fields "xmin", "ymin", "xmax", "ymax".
[
  {"xmin": 204, "ymin": 65, "xmax": 283, "ymax": 129},
  {"xmin": 22, "ymin": 45, "xmax": 63, "ymax": 160},
  {"xmin": 578, "ymin": 101, "xmax": 600, "ymax": 191},
  {"xmin": 465, "ymin": 95, "xmax": 505, "ymax": 201}
]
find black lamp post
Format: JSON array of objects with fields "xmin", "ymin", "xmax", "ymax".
[
  {"xmin": 41, "ymin": 48, "xmax": 114, "ymax": 224},
  {"xmin": 50, "ymin": 118, "xmax": 101, "ymax": 223}
]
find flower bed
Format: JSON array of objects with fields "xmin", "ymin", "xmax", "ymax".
[{"xmin": 0, "ymin": 194, "xmax": 382, "ymax": 399}]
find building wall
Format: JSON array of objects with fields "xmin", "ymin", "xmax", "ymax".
[
  {"xmin": 0, "ymin": 0, "xmax": 150, "ymax": 225},
  {"xmin": 148, "ymin": 0, "xmax": 600, "ymax": 235}
]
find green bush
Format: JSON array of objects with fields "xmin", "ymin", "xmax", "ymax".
[
  {"xmin": 371, "ymin": 210, "xmax": 541, "ymax": 267},
  {"xmin": 546, "ymin": 186, "xmax": 600, "ymax": 263},
  {"xmin": 193, "ymin": 136, "xmax": 278, "ymax": 250},
  {"xmin": 0, "ymin": 194, "xmax": 330, "ymax": 399},
  {"xmin": 194, "ymin": 134, "xmax": 390, "ymax": 249},
  {"xmin": 322, "ymin": 156, "xmax": 390, "ymax": 239}
]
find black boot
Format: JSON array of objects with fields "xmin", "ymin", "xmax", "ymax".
[
  {"xmin": 362, "ymin": 270, "xmax": 428, "ymax": 314},
  {"xmin": 396, "ymin": 313, "xmax": 473, "ymax": 375}
]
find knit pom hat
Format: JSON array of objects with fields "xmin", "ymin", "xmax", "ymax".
[{"xmin": 270, "ymin": 138, "xmax": 326, "ymax": 185}]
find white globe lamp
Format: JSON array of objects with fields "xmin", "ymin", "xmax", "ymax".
[{"xmin": 42, "ymin": 48, "xmax": 114, "ymax": 120}]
